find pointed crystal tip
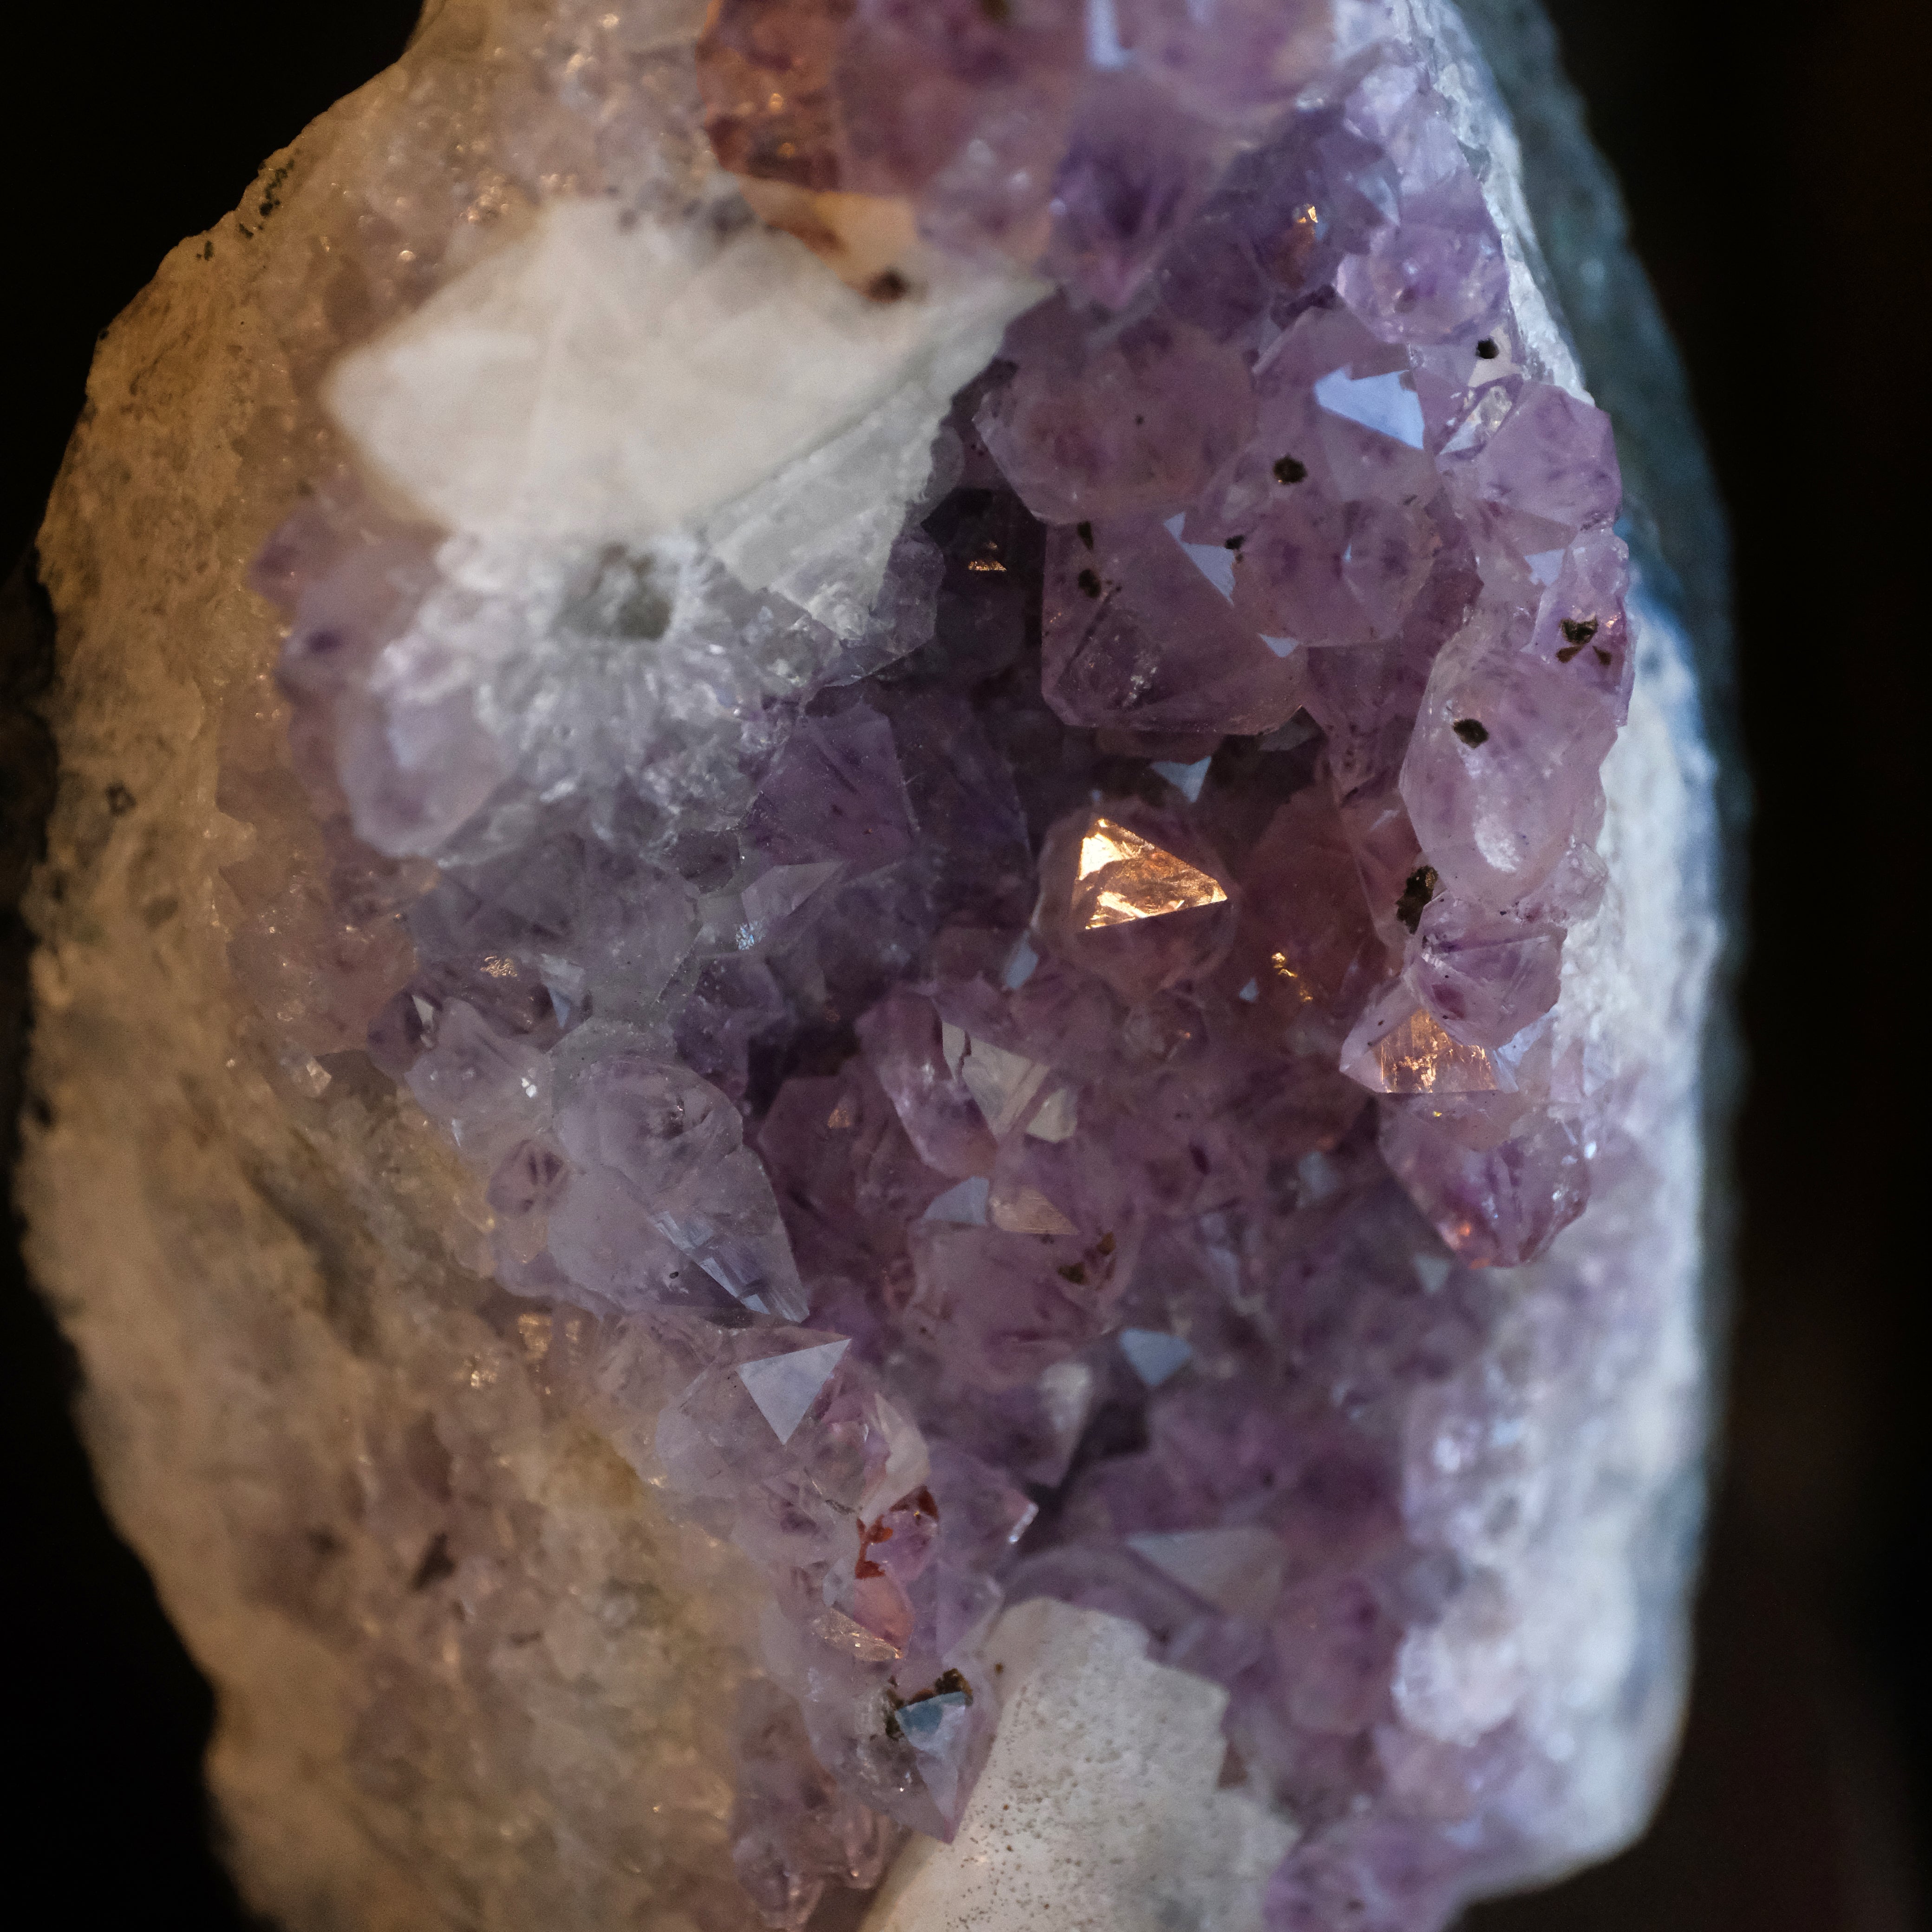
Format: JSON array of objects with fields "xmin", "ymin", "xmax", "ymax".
[{"xmin": 737, "ymin": 1338, "xmax": 850, "ymax": 1445}]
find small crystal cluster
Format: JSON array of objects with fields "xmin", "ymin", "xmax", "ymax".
[{"xmin": 223, "ymin": 2, "xmax": 1653, "ymax": 1926}]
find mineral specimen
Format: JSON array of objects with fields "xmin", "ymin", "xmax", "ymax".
[{"xmin": 23, "ymin": 0, "xmax": 1722, "ymax": 1928}]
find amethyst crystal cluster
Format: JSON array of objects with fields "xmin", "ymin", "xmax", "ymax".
[{"xmin": 221, "ymin": 2, "xmax": 1687, "ymax": 1926}]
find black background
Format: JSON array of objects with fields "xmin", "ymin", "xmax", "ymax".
[{"xmin": 2, "ymin": 3, "xmax": 1924, "ymax": 1925}]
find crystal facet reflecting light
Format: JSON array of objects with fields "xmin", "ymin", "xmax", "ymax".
[{"xmin": 1075, "ymin": 816, "xmax": 1232, "ymax": 928}]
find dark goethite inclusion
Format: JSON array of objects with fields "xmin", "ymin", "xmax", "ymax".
[{"xmin": 213, "ymin": 3, "xmax": 1692, "ymax": 1928}]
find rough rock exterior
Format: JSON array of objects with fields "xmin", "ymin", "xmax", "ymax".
[{"xmin": 22, "ymin": 2, "xmax": 1723, "ymax": 1929}]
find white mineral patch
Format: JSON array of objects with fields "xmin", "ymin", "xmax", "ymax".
[
  {"xmin": 327, "ymin": 192, "xmax": 1044, "ymax": 630},
  {"xmin": 862, "ymin": 1599, "xmax": 1294, "ymax": 1932}
]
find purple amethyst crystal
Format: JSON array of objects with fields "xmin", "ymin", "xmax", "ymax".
[{"xmin": 212, "ymin": 1, "xmax": 1717, "ymax": 1926}]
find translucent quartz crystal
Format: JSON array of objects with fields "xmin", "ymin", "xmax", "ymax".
[{"xmin": 24, "ymin": 0, "xmax": 1721, "ymax": 1928}]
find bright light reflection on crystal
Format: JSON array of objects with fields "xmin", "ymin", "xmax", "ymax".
[
  {"xmin": 922, "ymin": 1176, "xmax": 990, "ymax": 1225},
  {"xmin": 1074, "ymin": 817, "xmax": 1229, "ymax": 929},
  {"xmin": 1345, "ymin": 1005, "xmax": 1507, "ymax": 1095},
  {"xmin": 960, "ymin": 1037, "xmax": 1051, "ymax": 1137},
  {"xmin": 1312, "ymin": 366, "xmax": 1426, "ymax": 447},
  {"xmin": 737, "ymin": 1338, "xmax": 850, "ymax": 1444},
  {"xmin": 1151, "ymin": 756, "xmax": 1212, "ymax": 801},
  {"xmin": 1025, "ymin": 1086, "xmax": 1079, "ymax": 1142},
  {"xmin": 991, "ymin": 1185, "xmax": 1078, "ymax": 1236},
  {"xmin": 1119, "ymin": 1328, "xmax": 1194, "ymax": 1387},
  {"xmin": 1002, "ymin": 934, "xmax": 1040, "ymax": 988}
]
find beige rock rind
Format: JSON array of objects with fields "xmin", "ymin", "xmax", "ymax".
[{"xmin": 25, "ymin": 11, "xmax": 769, "ymax": 1929}]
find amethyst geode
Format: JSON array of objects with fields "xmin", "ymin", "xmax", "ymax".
[{"xmin": 35, "ymin": 1, "xmax": 1721, "ymax": 1928}]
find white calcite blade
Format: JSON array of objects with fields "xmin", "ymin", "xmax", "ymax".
[
  {"xmin": 862, "ymin": 1599, "xmax": 1294, "ymax": 1932},
  {"xmin": 328, "ymin": 192, "xmax": 1043, "ymax": 622}
]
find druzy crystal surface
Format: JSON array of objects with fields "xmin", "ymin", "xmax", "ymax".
[{"xmin": 26, "ymin": 1, "xmax": 1720, "ymax": 1928}]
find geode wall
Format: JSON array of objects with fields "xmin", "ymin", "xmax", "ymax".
[{"xmin": 20, "ymin": 2, "xmax": 1726, "ymax": 1929}]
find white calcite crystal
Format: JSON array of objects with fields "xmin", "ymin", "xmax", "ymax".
[
  {"xmin": 864, "ymin": 1598, "xmax": 1294, "ymax": 1932},
  {"xmin": 331, "ymin": 191, "xmax": 1042, "ymax": 608},
  {"xmin": 21, "ymin": 1, "xmax": 1723, "ymax": 1930}
]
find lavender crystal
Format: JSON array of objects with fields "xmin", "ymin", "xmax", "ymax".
[{"xmin": 211, "ymin": 2, "xmax": 1715, "ymax": 1925}]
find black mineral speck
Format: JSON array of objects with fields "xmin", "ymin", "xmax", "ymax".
[
  {"xmin": 1077, "ymin": 568, "xmax": 1102, "ymax": 599},
  {"xmin": 1453, "ymin": 718, "xmax": 1489, "ymax": 746},
  {"xmin": 885, "ymin": 1666, "xmax": 975, "ymax": 1739},
  {"xmin": 411, "ymin": 1532, "xmax": 456, "ymax": 1591},
  {"xmin": 1224, "ymin": 535, "xmax": 1244, "ymax": 551},
  {"xmin": 865, "ymin": 268, "xmax": 911, "ymax": 304},
  {"xmin": 1396, "ymin": 864, "xmax": 1439, "ymax": 933},
  {"xmin": 1475, "ymin": 337, "xmax": 1500, "ymax": 359},
  {"xmin": 1560, "ymin": 618, "xmax": 1599, "ymax": 645},
  {"xmin": 1273, "ymin": 455, "xmax": 1308, "ymax": 484},
  {"xmin": 105, "ymin": 782, "xmax": 135, "ymax": 816},
  {"xmin": 1077, "ymin": 520, "xmax": 1094, "ymax": 549}
]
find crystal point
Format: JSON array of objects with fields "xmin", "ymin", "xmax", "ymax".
[{"xmin": 738, "ymin": 1338, "xmax": 853, "ymax": 1444}]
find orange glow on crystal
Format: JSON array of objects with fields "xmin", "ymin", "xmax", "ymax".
[
  {"xmin": 1370, "ymin": 1009, "xmax": 1502, "ymax": 1094},
  {"xmin": 1073, "ymin": 818, "xmax": 1228, "ymax": 930}
]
